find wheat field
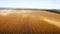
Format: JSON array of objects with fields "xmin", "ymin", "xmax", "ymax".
[{"xmin": 0, "ymin": 10, "xmax": 60, "ymax": 34}]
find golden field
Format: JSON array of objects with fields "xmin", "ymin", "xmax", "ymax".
[{"xmin": 0, "ymin": 10, "xmax": 60, "ymax": 34}]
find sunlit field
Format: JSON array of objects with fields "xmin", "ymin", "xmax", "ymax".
[{"xmin": 0, "ymin": 9, "xmax": 60, "ymax": 34}]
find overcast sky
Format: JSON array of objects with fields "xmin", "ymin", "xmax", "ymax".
[{"xmin": 0, "ymin": 0, "xmax": 60, "ymax": 9}]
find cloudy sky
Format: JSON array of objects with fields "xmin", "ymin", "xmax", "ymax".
[{"xmin": 0, "ymin": 0, "xmax": 60, "ymax": 9}]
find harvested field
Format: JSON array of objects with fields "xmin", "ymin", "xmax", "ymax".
[{"xmin": 0, "ymin": 10, "xmax": 60, "ymax": 34}]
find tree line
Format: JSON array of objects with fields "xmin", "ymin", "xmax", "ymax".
[{"xmin": 44, "ymin": 10, "xmax": 60, "ymax": 14}]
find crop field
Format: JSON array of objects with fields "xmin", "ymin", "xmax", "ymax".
[{"xmin": 0, "ymin": 9, "xmax": 60, "ymax": 34}]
